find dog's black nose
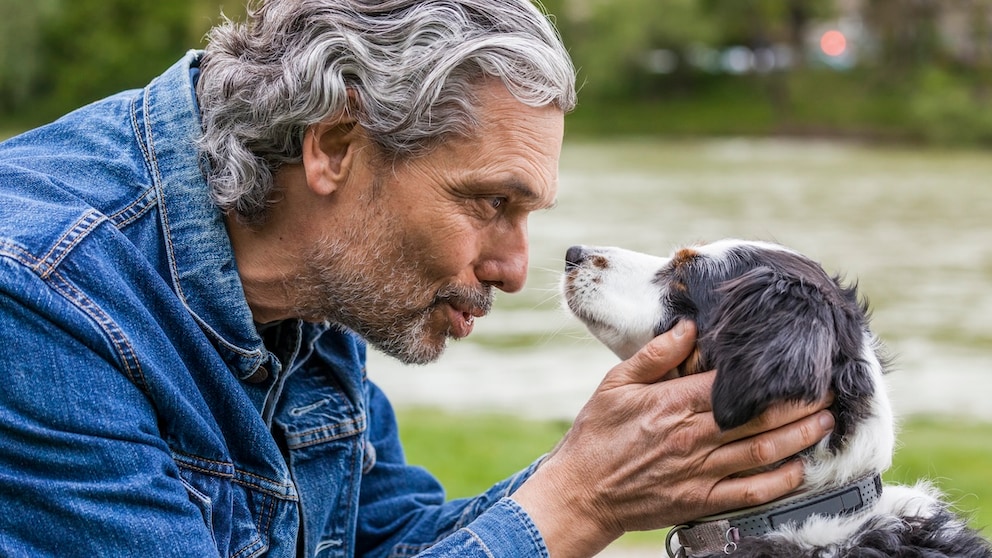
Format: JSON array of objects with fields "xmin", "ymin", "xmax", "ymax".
[{"xmin": 565, "ymin": 245, "xmax": 588, "ymax": 271}]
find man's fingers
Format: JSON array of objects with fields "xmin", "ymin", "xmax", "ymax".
[
  {"xmin": 709, "ymin": 409, "xmax": 834, "ymax": 477},
  {"xmin": 604, "ymin": 321, "xmax": 698, "ymax": 387},
  {"xmin": 718, "ymin": 395, "xmax": 835, "ymax": 444},
  {"xmin": 707, "ymin": 459, "xmax": 807, "ymax": 512}
]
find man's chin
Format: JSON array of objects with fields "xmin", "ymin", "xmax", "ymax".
[
  {"xmin": 367, "ymin": 331, "xmax": 450, "ymax": 366},
  {"xmin": 324, "ymin": 303, "xmax": 461, "ymax": 365}
]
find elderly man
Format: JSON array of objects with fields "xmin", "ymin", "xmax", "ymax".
[{"xmin": 0, "ymin": 1, "xmax": 832, "ymax": 556}]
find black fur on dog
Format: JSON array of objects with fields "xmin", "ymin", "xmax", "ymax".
[
  {"xmin": 563, "ymin": 240, "xmax": 992, "ymax": 558},
  {"xmin": 720, "ymin": 507, "xmax": 992, "ymax": 558},
  {"xmin": 655, "ymin": 245, "xmax": 877, "ymax": 450}
]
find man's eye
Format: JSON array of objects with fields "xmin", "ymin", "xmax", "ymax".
[{"xmin": 489, "ymin": 197, "xmax": 506, "ymax": 210}]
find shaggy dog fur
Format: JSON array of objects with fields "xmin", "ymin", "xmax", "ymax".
[{"xmin": 562, "ymin": 239, "xmax": 992, "ymax": 558}]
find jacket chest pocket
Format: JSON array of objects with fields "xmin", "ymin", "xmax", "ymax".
[
  {"xmin": 175, "ymin": 456, "xmax": 289, "ymax": 558},
  {"xmin": 276, "ymin": 382, "xmax": 371, "ymax": 558}
]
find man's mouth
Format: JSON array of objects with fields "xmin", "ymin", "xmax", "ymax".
[
  {"xmin": 434, "ymin": 284, "xmax": 493, "ymax": 339},
  {"xmin": 445, "ymin": 303, "xmax": 486, "ymax": 339}
]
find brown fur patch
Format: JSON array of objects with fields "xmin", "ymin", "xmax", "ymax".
[
  {"xmin": 671, "ymin": 248, "xmax": 699, "ymax": 269},
  {"xmin": 677, "ymin": 346, "xmax": 706, "ymax": 377}
]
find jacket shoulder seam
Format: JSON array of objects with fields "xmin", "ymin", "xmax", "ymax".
[
  {"xmin": 34, "ymin": 210, "xmax": 107, "ymax": 279},
  {"xmin": 0, "ymin": 243, "xmax": 149, "ymax": 393}
]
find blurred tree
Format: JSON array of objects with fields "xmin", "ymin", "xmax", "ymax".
[
  {"xmin": 0, "ymin": 0, "xmax": 59, "ymax": 113},
  {"xmin": 542, "ymin": 0, "xmax": 716, "ymax": 100},
  {"xmin": 968, "ymin": 0, "xmax": 992, "ymax": 102},
  {"xmin": 36, "ymin": 0, "xmax": 196, "ymax": 116},
  {"xmin": 697, "ymin": 0, "xmax": 834, "ymax": 119},
  {"xmin": 0, "ymin": 0, "xmax": 244, "ymax": 127},
  {"xmin": 874, "ymin": 0, "xmax": 992, "ymax": 145},
  {"xmin": 863, "ymin": 0, "xmax": 941, "ymax": 80},
  {"xmin": 3, "ymin": 0, "xmax": 991, "ymax": 144},
  {"xmin": 701, "ymin": 0, "xmax": 834, "ymax": 56}
]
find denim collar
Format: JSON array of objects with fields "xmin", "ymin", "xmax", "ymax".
[{"xmin": 139, "ymin": 51, "xmax": 268, "ymax": 379}]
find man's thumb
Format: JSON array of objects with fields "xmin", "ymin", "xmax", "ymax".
[{"xmin": 606, "ymin": 320, "xmax": 697, "ymax": 387}]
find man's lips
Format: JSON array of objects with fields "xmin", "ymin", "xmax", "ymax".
[{"xmin": 445, "ymin": 303, "xmax": 486, "ymax": 339}]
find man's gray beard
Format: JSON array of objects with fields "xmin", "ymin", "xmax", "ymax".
[{"xmin": 291, "ymin": 235, "xmax": 493, "ymax": 365}]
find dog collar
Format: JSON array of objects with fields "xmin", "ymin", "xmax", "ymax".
[{"xmin": 666, "ymin": 472, "xmax": 883, "ymax": 557}]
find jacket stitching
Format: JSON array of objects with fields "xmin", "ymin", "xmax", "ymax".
[
  {"xmin": 141, "ymin": 84, "xmax": 265, "ymax": 365},
  {"xmin": 0, "ymin": 242, "xmax": 41, "ymax": 270},
  {"xmin": 230, "ymin": 493, "xmax": 272, "ymax": 558},
  {"xmin": 35, "ymin": 211, "xmax": 106, "ymax": 280},
  {"xmin": 45, "ymin": 270, "xmax": 149, "ymax": 392},
  {"xmin": 2, "ymin": 242, "xmax": 148, "ymax": 390},
  {"xmin": 130, "ymin": 93, "xmax": 153, "ymax": 175},
  {"xmin": 284, "ymin": 420, "xmax": 367, "ymax": 450},
  {"xmin": 2, "ymin": 242, "xmax": 148, "ymax": 393},
  {"xmin": 109, "ymin": 187, "xmax": 158, "ymax": 229},
  {"xmin": 172, "ymin": 451, "xmax": 298, "ymax": 501},
  {"xmin": 464, "ymin": 528, "xmax": 497, "ymax": 558}
]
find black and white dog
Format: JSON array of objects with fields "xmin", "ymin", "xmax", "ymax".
[{"xmin": 562, "ymin": 239, "xmax": 991, "ymax": 558}]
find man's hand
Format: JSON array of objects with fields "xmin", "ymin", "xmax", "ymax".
[{"xmin": 511, "ymin": 321, "xmax": 835, "ymax": 558}]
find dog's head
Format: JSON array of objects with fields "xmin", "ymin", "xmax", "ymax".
[{"xmin": 562, "ymin": 239, "xmax": 886, "ymax": 454}]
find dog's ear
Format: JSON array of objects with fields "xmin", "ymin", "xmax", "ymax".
[{"xmin": 702, "ymin": 266, "xmax": 846, "ymax": 430}]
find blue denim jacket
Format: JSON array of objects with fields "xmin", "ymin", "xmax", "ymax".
[{"xmin": 0, "ymin": 51, "xmax": 548, "ymax": 558}]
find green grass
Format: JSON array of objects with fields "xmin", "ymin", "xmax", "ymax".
[
  {"xmin": 886, "ymin": 416, "xmax": 992, "ymax": 530},
  {"xmin": 397, "ymin": 409, "xmax": 992, "ymax": 547},
  {"xmin": 397, "ymin": 408, "xmax": 571, "ymax": 498}
]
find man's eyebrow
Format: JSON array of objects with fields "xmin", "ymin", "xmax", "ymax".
[{"xmin": 497, "ymin": 179, "xmax": 559, "ymax": 210}]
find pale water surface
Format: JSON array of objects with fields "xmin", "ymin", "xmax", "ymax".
[{"xmin": 370, "ymin": 138, "xmax": 992, "ymax": 422}]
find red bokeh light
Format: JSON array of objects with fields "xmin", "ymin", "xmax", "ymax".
[{"xmin": 820, "ymin": 30, "xmax": 847, "ymax": 57}]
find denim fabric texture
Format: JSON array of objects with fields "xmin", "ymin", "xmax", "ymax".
[{"xmin": 0, "ymin": 51, "xmax": 548, "ymax": 558}]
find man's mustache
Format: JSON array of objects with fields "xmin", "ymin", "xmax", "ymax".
[{"xmin": 434, "ymin": 283, "xmax": 494, "ymax": 316}]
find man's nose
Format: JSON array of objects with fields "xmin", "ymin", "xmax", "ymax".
[{"xmin": 479, "ymin": 224, "xmax": 529, "ymax": 293}]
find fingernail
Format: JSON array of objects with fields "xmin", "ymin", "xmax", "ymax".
[
  {"xmin": 819, "ymin": 411, "xmax": 835, "ymax": 431},
  {"xmin": 673, "ymin": 321, "xmax": 687, "ymax": 338}
]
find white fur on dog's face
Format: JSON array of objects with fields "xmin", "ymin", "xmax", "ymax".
[
  {"xmin": 561, "ymin": 246, "xmax": 670, "ymax": 360},
  {"xmin": 562, "ymin": 240, "xmax": 790, "ymax": 360}
]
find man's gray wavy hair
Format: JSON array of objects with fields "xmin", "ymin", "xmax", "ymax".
[{"xmin": 196, "ymin": 0, "xmax": 577, "ymax": 223}]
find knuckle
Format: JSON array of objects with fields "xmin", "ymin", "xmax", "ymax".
[
  {"xmin": 740, "ymin": 481, "xmax": 769, "ymax": 507},
  {"xmin": 799, "ymin": 419, "xmax": 819, "ymax": 446},
  {"xmin": 748, "ymin": 436, "xmax": 777, "ymax": 466},
  {"xmin": 648, "ymin": 409, "xmax": 696, "ymax": 457},
  {"xmin": 639, "ymin": 337, "xmax": 670, "ymax": 364},
  {"xmin": 668, "ymin": 425, "xmax": 696, "ymax": 458}
]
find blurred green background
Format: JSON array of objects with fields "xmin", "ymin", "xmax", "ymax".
[{"xmin": 3, "ymin": 0, "xmax": 992, "ymax": 144}]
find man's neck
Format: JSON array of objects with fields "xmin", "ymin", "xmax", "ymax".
[{"xmin": 224, "ymin": 210, "xmax": 300, "ymax": 324}]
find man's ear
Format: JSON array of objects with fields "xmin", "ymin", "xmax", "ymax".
[{"xmin": 302, "ymin": 116, "xmax": 361, "ymax": 196}]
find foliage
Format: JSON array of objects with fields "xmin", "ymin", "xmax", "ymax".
[
  {"xmin": 542, "ymin": 0, "xmax": 718, "ymax": 100},
  {"xmin": 3, "ymin": 0, "xmax": 992, "ymax": 145},
  {"xmin": 35, "ymin": 0, "xmax": 193, "ymax": 117},
  {"xmin": 699, "ymin": 0, "xmax": 834, "ymax": 48},
  {"xmin": 396, "ymin": 408, "xmax": 569, "ymax": 499},
  {"xmin": 0, "ymin": 0, "xmax": 243, "ymax": 126},
  {"xmin": 908, "ymin": 67, "xmax": 992, "ymax": 146},
  {"xmin": 886, "ymin": 416, "xmax": 992, "ymax": 535},
  {"xmin": 0, "ymin": 0, "xmax": 59, "ymax": 113}
]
